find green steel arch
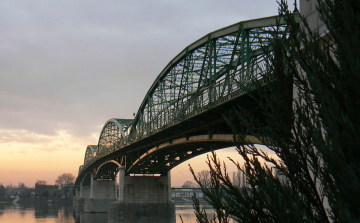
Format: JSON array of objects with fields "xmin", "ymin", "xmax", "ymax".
[
  {"xmin": 128, "ymin": 14, "xmax": 292, "ymax": 143},
  {"xmin": 97, "ymin": 119, "xmax": 133, "ymax": 157},
  {"xmin": 84, "ymin": 145, "xmax": 97, "ymax": 166},
  {"xmin": 79, "ymin": 14, "xmax": 299, "ymax": 177}
]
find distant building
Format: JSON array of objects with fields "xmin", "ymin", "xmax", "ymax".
[
  {"xmin": 35, "ymin": 185, "xmax": 59, "ymax": 197},
  {"xmin": 171, "ymin": 188, "xmax": 204, "ymax": 198}
]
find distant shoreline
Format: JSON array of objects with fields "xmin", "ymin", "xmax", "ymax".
[{"xmin": 0, "ymin": 197, "xmax": 73, "ymax": 205}]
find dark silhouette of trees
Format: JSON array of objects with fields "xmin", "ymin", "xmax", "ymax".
[
  {"xmin": 35, "ymin": 180, "xmax": 47, "ymax": 186},
  {"xmin": 42, "ymin": 190, "xmax": 49, "ymax": 197},
  {"xmin": 0, "ymin": 184, "xmax": 6, "ymax": 197},
  {"xmin": 19, "ymin": 188, "xmax": 33, "ymax": 198},
  {"xmin": 196, "ymin": 170, "xmax": 211, "ymax": 188},
  {"xmin": 181, "ymin": 181, "xmax": 196, "ymax": 188},
  {"xmin": 55, "ymin": 173, "xmax": 75, "ymax": 198},
  {"xmin": 55, "ymin": 173, "xmax": 75, "ymax": 189},
  {"xmin": 191, "ymin": 0, "xmax": 360, "ymax": 222}
]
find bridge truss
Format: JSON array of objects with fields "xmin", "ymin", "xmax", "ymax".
[{"xmin": 77, "ymin": 14, "xmax": 299, "ymax": 183}]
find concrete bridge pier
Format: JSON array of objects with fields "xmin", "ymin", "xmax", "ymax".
[
  {"xmin": 108, "ymin": 167, "xmax": 175, "ymax": 223},
  {"xmin": 73, "ymin": 189, "xmax": 80, "ymax": 209},
  {"xmin": 84, "ymin": 175, "xmax": 117, "ymax": 213},
  {"xmin": 81, "ymin": 184, "xmax": 91, "ymax": 198},
  {"xmin": 73, "ymin": 183, "xmax": 92, "ymax": 211}
]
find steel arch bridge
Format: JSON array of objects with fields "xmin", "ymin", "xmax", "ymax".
[{"xmin": 75, "ymin": 14, "xmax": 299, "ymax": 185}]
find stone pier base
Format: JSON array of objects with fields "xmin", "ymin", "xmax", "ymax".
[
  {"xmin": 108, "ymin": 202, "xmax": 175, "ymax": 223},
  {"xmin": 84, "ymin": 199, "xmax": 117, "ymax": 213},
  {"xmin": 82, "ymin": 213, "xmax": 109, "ymax": 223},
  {"xmin": 73, "ymin": 197, "xmax": 85, "ymax": 212}
]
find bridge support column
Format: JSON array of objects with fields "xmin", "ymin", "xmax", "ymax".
[
  {"xmin": 81, "ymin": 184, "xmax": 91, "ymax": 198},
  {"xmin": 73, "ymin": 189, "xmax": 80, "ymax": 210},
  {"xmin": 109, "ymin": 169, "xmax": 175, "ymax": 223},
  {"xmin": 90, "ymin": 174, "xmax": 93, "ymax": 198},
  {"xmin": 118, "ymin": 166, "xmax": 125, "ymax": 202},
  {"xmin": 84, "ymin": 178, "xmax": 117, "ymax": 213},
  {"xmin": 74, "ymin": 183, "xmax": 92, "ymax": 211},
  {"xmin": 114, "ymin": 174, "xmax": 118, "ymax": 199}
]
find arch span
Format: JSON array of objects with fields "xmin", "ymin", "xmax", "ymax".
[
  {"xmin": 95, "ymin": 160, "xmax": 121, "ymax": 180},
  {"xmin": 127, "ymin": 134, "xmax": 262, "ymax": 174},
  {"xmin": 84, "ymin": 145, "xmax": 97, "ymax": 166},
  {"xmin": 97, "ymin": 119, "xmax": 133, "ymax": 158},
  {"xmin": 126, "ymin": 15, "xmax": 293, "ymax": 145},
  {"xmin": 76, "ymin": 14, "xmax": 299, "ymax": 183},
  {"xmin": 81, "ymin": 172, "xmax": 93, "ymax": 186}
]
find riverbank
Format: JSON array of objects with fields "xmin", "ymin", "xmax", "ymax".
[
  {"xmin": 171, "ymin": 196, "xmax": 209, "ymax": 205},
  {"xmin": 0, "ymin": 197, "xmax": 73, "ymax": 205},
  {"xmin": 0, "ymin": 197, "xmax": 14, "ymax": 203}
]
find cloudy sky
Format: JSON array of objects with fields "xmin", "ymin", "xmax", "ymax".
[{"xmin": 0, "ymin": 0, "xmax": 298, "ymax": 187}]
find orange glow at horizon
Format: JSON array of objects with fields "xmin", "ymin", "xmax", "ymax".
[
  {"xmin": 170, "ymin": 147, "xmax": 243, "ymax": 187},
  {"xmin": 0, "ymin": 129, "xmax": 96, "ymax": 187},
  {"xmin": 0, "ymin": 128, "xmax": 273, "ymax": 188}
]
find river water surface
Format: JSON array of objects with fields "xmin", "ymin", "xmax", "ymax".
[{"xmin": 0, "ymin": 201, "xmax": 233, "ymax": 223}]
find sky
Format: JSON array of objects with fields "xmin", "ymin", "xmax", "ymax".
[{"xmin": 0, "ymin": 0, "xmax": 298, "ymax": 188}]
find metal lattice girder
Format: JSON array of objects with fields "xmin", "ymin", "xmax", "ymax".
[
  {"xmin": 79, "ymin": 14, "xmax": 300, "ymax": 176},
  {"xmin": 123, "ymin": 15, "xmax": 296, "ymax": 145},
  {"xmin": 96, "ymin": 119, "xmax": 133, "ymax": 158},
  {"xmin": 84, "ymin": 145, "xmax": 97, "ymax": 165}
]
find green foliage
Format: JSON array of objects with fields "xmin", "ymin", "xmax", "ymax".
[{"xmin": 191, "ymin": 0, "xmax": 360, "ymax": 222}]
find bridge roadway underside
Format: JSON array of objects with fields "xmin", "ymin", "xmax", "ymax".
[{"xmin": 79, "ymin": 86, "xmax": 266, "ymax": 181}]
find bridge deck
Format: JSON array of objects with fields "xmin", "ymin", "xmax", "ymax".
[{"xmin": 75, "ymin": 14, "xmax": 299, "ymax": 184}]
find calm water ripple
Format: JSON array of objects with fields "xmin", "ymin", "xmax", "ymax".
[{"xmin": 0, "ymin": 201, "xmax": 232, "ymax": 223}]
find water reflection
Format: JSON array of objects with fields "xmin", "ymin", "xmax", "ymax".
[
  {"xmin": 177, "ymin": 205, "xmax": 212, "ymax": 223},
  {"xmin": 0, "ymin": 201, "xmax": 75, "ymax": 223},
  {"xmin": 78, "ymin": 213, "xmax": 108, "ymax": 223},
  {"xmin": 107, "ymin": 202, "xmax": 175, "ymax": 223},
  {"xmin": 0, "ymin": 201, "xmax": 231, "ymax": 223},
  {"xmin": 175, "ymin": 205, "xmax": 235, "ymax": 223}
]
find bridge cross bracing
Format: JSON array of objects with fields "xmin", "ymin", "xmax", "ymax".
[{"xmin": 76, "ymin": 14, "xmax": 299, "ymax": 184}]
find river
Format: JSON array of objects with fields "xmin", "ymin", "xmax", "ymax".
[{"xmin": 0, "ymin": 200, "xmax": 234, "ymax": 223}]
